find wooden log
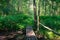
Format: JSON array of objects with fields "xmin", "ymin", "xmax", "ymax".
[
  {"xmin": 40, "ymin": 23, "xmax": 60, "ymax": 36},
  {"xmin": 26, "ymin": 26, "xmax": 38, "ymax": 40}
]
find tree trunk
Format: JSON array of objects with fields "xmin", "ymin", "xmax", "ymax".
[
  {"xmin": 18, "ymin": 0, "xmax": 20, "ymax": 13},
  {"xmin": 44, "ymin": 0, "xmax": 46, "ymax": 16},
  {"xmin": 33, "ymin": 0, "xmax": 37, "ymax": 30},
  {"xmin": 37, "ymin": 0, "xmax": 40, "ymax": 32},
  {"xmin": 52, "ymin": 1, "xmax": 55, "ymax": 16}
]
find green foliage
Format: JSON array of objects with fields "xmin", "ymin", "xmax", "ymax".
[
  {"xmin": 39, "ymin": 16, "xmax": 60, "ymax": 39},
  {"xmin": 0, "ymin": 0, "xmax": 60, "ymax": 39},
  {"xmin": 40, "ymin": 16, "xmax": 60, "ymax": 29},
  {"xmin": 0, "ymin": 13, "xmax": 33, "ymax": 31}
]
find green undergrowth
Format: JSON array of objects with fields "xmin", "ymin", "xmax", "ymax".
[
  {"xmin": 0, "ymin": 13, "xmax": 33, "ymax": 31},
  {"xmin": 39, "ymin": 16, "xmax": 60, "ymax": 40},
  {"xmin": 0, "ymin": 15, "xmax": 60, "ymax": 40}
]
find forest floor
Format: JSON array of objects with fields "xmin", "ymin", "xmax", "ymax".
[{"xmin": 0, "ymin": 30, "xmax": 25, "ymax": 40}]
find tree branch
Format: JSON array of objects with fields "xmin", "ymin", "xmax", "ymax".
[{"xmin": 40, "ymin": 23, "xmax": 60, "ymax": 36}]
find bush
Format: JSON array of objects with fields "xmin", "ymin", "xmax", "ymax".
[
  {"xmin": 0, "ymin": 13, "xmax": 33, "ymax": 31},
  {"xmin": 39, "ymin": 16, "xmax": 60, "ymax": 40},
  {"xmin": 40, "ymin": 16, "xmax": 60, "ymax": 29}
]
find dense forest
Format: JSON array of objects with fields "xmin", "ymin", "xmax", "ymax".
[{"xmin": 0, "ymin": 0, "xmax": 60, "ymax": 40}]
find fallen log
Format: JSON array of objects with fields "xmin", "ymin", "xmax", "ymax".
[{"xmin": 26, "ymin": 26, "xmax": 38, "ymax": 40}]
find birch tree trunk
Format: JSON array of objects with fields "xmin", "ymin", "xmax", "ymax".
[{"xmin": 37, "ymin": 0, "xmax": 40, "ymax": 32}]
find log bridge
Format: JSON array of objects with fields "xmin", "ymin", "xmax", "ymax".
[
  {"xmin": 0, "ymin": 26, "xmax": 37, "ymax": 40},
  {"xmin": 26, "ymin": 26, "xmax": 38, "ymax": 40}
]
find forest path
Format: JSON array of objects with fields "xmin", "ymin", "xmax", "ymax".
[{"xmin": 26, "ymin": 26, "xmax": 38, "ymax": 40}]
